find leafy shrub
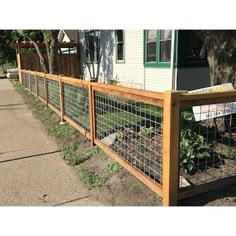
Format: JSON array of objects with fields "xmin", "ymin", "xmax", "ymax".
[{"xmin": 180, "ymin": 128, "xmax": 210, "ymax": 174}]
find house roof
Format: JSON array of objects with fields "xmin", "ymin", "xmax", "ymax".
[{"xmin": 58, "ymin": 30, "xmax": 78, "ymax": 42}]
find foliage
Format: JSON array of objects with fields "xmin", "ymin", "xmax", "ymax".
[
  {"xmin": 105, "ymin": 161, "xmax": 123, "ymax": 174},
  {"xmin": 138, "ymin": 126, "xmax": 154, "ymax": 136},
  {"xmin": 0, "ymin": 30, "xmax": 16, "ymax": 65},
  {"xmin": 180, "ymin": 109, "xmax": 211, "ymax": 174},
  {"xmin": 1, "ymin": 62, "xmax": 16, "ymax": 74},
  {"xmin": 13, "ymin": 30, "xmax": 59, "ymax": 74},
  {"xmin": 180, "ymin": 128, "xmax": 210, "ymax": 174},
  {"xmin": 79, "ymin": 168, "xmax": 102, "ymax": 189}
]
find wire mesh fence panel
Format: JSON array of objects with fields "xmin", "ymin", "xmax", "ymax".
[
  {"xmin": 37, "ymin": 76, "xmax": 45, "ymax": 99},
  {"xmin": 47, "ymin": 79, "xmax": 60, "ymax": 111},
  {"xmin": 63, "ymin": 83, "xmax": 90, "ymax": 132},
  {"xmin": 179, "ymin": 103, "xmax": 236, "ymax": 188},
  {"xmin": 21, "ymin": 72, "xmax": 26, "ymax": 86},
  {"xmin": 24, "ymin": 74, "xmax": 29, "ymax": 89},
  {"xmin": 30, "ymin": 74, "xmax": 36, "ymax": 93},
  {"xmin": 94, "ymin": 91, "xmax": 163, "ymax": 185}
]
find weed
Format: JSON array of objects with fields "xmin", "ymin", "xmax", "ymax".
[
  {"xmin": 138, "ymin": 126, "xmax": 154, "ymax": 136},
  {"xmin": 79, "ymin": 168, "xmax": 102, "ymax": 189},
  {"xmin": 105, "ymin": 160, "xmax": 123, "ymax": 174},
  {"xmin": 61, "ymin": 143, "xmax": 78, "ymax": 166}
]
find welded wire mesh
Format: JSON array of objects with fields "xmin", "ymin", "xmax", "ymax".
[
  {"xmin": 24, "ymin": 73, "xmax": 30, "ymax": 89},
  {"xmin": 30, "ymin": 74, "xmax": 36, "ymax": 93},
  {"xmin": 47, "ymin": 79, "xmax": 60, "ymax": 111},
  {"xmin": 94, "ymin": 91, "xmax": 163, "ymax": 184},
  {"xmin": 179, "ymin": 102, "xmax": 236, "ymax": 188},
  {"xmin": 21, "ymin": 72, "xmax": 26, "ymax": 86},
  {"xmin": 63, "ymin": 83, "xmax": 90, "ymax": 132},
  {"xmin": 36, "ymin": 76, "xmax": 45, "ymax": 99}
]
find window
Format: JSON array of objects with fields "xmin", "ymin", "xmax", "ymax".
[
  {"xmin": 146, "ymin": 30, "xmax": 156, "ymax": 62},
  {"xmin": 144, "ymin": 30, "xmax": 172, "ymax": 68},
  {"xmin": 159, "ymin": 30, "xmax": 172, "ymax": 62},
  {"xmin": 177, "ymin": 30, "xmax": 208, "ymax": 68},
  {"xmin": 85, "ymin": 30, "xmax": 100, "ymax": 63},
  {"xmin": 187, "ymin": 30, "xmax": 207, "ymax": 61},
  {"xmin": 115, "ymin": 30, "xmax": 125, "ymax": 62}
]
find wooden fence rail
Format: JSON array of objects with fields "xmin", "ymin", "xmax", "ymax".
[{"xmin": 20, "ymin": 69, "xmax": 236, "ymax": 206}]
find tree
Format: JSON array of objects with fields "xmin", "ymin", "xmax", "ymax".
[
  {"xmin": 0, "ymin": 30, "xmax": 16, "ymax": 65},
  {"xmin": 200, "ymin": 30, "xmax": 236, "ymax": 87},
  {"xmin": 199, "ymin": 30, "xmax": 236, "ymax": 131},
  {"xmin": 13, "ymin": 30, "xmax": 59, "ymax": 74}
]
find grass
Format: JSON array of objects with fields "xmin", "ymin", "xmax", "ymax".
[
  {"xmin": 96, "ymin": 111, "xmax": 143, "ymax": 133},
  {"xmin": 61, "ymin": 144, "xmax": 100, "ymax": 166},
  {"xmin": 134, "ymin": 103, "xmax": 163, "ymax": 118}
]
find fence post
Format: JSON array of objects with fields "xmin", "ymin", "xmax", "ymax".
[
  {"xmin": 44, "ymin": 74, "xmax": 48, "ymax": 107},
  {"xmin": 162, "ymin": 90, "xmax": 181, "ymax": 206},
  {"xmin": 88, "ymin": 79, "xmax": 96, "ymax": 147},
  {"xmin": 16, "ymin": 47, "xmax": 22, "ymax": 84},
  {"xmin": 59, "ymin": 74, "xmax": 64, "ymax": 124},
  {"xmin": 35, "ymin": 72, "xmax": 38, "ymax": 100}
]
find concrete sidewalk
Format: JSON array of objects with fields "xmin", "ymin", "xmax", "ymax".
[{"xmin": 0, "ymin": 79, "xmax": 102, "ymax": 206}]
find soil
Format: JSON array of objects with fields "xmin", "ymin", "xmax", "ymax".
[
  {"xmin": 78, "ymin": 149, "xmax": 162, "ymax": 206},
  {"xmin": 75, "ymin": 139, "xmax": 236, "ymax": 206}
]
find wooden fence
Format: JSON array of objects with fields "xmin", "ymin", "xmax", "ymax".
[
  {"xmin": 20, "ymin": 69, "xmax": 236, "ymax": 205},
  {"xmin": 20, "ymin": 53, "xmax": 80, "ymax": 78}
]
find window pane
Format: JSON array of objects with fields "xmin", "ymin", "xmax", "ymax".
[
  {"xmin": 117, "ymin": 43, "xmax": 124, "ymax": 60},
  {"xmin": 147, "ymin": 42, "xmax": 156, "ymax": 62},
  {"xmin": 147, "ymin": 30, "xmax": 156, "ymax": 42},
  {"xmin": 160, "ymin": 30, "xmax": 172, "ymax": 40},
  {"xmin": 187, "ymin": 30, "xmax": 206, "ymax": 61},
  {"xmin": 85, "ymin": 30, "xmax": 100, "ymax": 63},
  {"xmin": 89, "ymin": 36, "xmax": 95, "ymax": 61},
  {"xmin": 159, "ymin": 40, "xmax": 171, "ymax": 62},
  {"xmin": 116, "ymin": 30, "xmax": 123, "ymax": 43}
]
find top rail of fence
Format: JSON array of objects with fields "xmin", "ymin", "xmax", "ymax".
[
  {"xmin": 22, "ymin": 69, "xmax": 165, "ymax": 107},
  {"xmin": 180, "ymin": 89, "xmax": 236, "ymax": 107}
]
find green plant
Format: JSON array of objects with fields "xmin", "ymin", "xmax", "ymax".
[
  {"xmin": 138, "ymin": 126, "xmax": 154, "ymax": 136},
  {"xmin": 79, "ymin": 168, "xmax": 102, "ymax": 189},
  {"xmin": 1, "ymin": 62, "xmax": 16, "ymax": 74},
  {"xmin": 47, "ymin": 122, "xmax": 76, "ymax": 139},
  {"xmin": 105, "ymin": 160, "xmax": 123, "ymax": 174},
  {"xmin": 61, "ymin": 143, "xmax": 78, "ymax": 165},
  {"xmin": 180, "ymin": 128, "xmax": 210, "ymax": 174}
]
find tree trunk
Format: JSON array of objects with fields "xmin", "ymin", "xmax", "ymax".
[
  {"xmin": 46, "ymin": 30, "xmax": 59, "ymax": 74},
  {"xmin": 30, "ymin": 40, "xmax": 48, "ymax": 73}
]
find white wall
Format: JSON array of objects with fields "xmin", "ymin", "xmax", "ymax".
[
  {"xmin": 177, "ymin": 67, "xmax": 210, "ymax": 91},
  {"xmin": 112, "ymin": 30, "xmax": 173, "ymax": 92}
]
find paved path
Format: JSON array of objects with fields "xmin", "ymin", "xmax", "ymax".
[{"xmin": 0, "ymin": 79, "xmax": 102, "ymax": 206}]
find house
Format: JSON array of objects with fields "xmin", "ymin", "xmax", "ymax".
[
  {"xmin": 58, "ymin": 30, "xmax": 78, "ymax": 54},
  {"xmin": 60, "ymin": 30, "xmax": 210, "ymax": 92}
]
